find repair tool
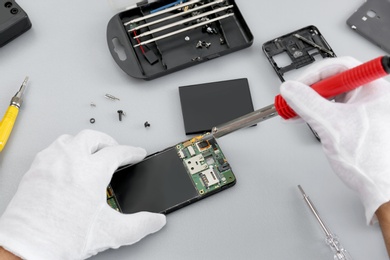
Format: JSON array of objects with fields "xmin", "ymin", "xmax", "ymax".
[
  {"xmin": 127, "ymin": 0, "xmax": 225, "ymax": 32},
  {"xmin": 298, "ymin": 185, "xmax": 352, "ymax": 260},
  {"xmin": 133, "ymin": 5, "xmax": 233, "ymax": 39},
  {"xmin": 208, "ymin": 55, "xmax": 390, "ymax": 139},
  {"xmin": 124, "ymin": 0, "xmax": 203, "ymax": 26},
  {"xmin": 0, "ymin": 77, "xmax": 29, "ymax": 152},
  {"xmin": 133, "ymin": 13, "xmax": 234, "ymax": 48}
]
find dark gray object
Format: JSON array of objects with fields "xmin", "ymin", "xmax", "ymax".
[{"xmin": 347, "ymin": 0, "xmax": 390, "ymax": 53}]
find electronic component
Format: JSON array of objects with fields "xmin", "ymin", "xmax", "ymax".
[
  {"xmin": 184, "ymin": 154, "xmax": 208, "ymax": 174},
  {"xmin": 197, "ymin": 140, "xmax": 210, "ymax": 150},
  {"xmin": 0, "ymin": 0, "xmax": 31, "ymax": 47},
  {"xmin": 200, "ymin": 168, "xmax": 219, "ymax": 188},
  {"xmin": 205, "ymin": 155, "xmax": 215, "ymax": 165},
  {"xmin": 187, "ymin": 146, "xmax": 196, "ymax": 156},
  {"xmin": 106, "ymin": 185, "xmax": 121, "ymax": 212},
  {"xmin": 176, "ymin": 134, "xmax": 234, "ymax": 194},
  {"xmin": 218, "ymin": 163, "xmax": 230, "ymax": 172},
  {"xmin": 107, "ymin": 133, "xmax": 236, "ymax": 214}
]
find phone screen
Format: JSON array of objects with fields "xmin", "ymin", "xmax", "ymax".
[
  {"xmin": 109, "ymin": 147, "xmax": 199, "ymax": 214},
  {"xmin": 107, "ymin": 135, "xmax": 236, "ymax": 214}
]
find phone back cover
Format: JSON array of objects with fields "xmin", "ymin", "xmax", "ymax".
[{"xmin": 346, "ymin": 0, "xmax": 390, "ymax": 53}]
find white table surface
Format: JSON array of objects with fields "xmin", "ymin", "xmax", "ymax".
[{"xmin": 0, "ymin": 0, "xmax": 388, "ymax": 259}]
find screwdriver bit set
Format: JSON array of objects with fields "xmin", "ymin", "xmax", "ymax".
[{"xmin": 107, "ymin": 0, "xmax": 253, "ymax": 80}]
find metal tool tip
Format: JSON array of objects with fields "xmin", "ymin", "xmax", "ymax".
[
  {"xmin": 23, "ymin": 76, "xmax": 29, "ymax": 84},
  {"xmin": 297, "ymin": 185, "xmax": 305, "ymax": 196}
]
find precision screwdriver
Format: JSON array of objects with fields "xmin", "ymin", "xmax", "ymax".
[
  {"xmin": 207, "ymin": 56, "xmax": 390, "ymax": 139},
  {"xmin": 298, "ymin": 185, "xmax": 352, "ymax": 260},
  {"xmin": 0, "ymin": 77, "xmax": 29, "ymax": 152}
]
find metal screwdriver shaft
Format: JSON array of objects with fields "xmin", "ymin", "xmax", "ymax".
[
  {"xmin": 133, "ymin": 13, "xmax": 234, "ymax": 47},
  {"xmin": 133, "ymin": 5, "xmax": 233, "ymax": 39},
  {"xmin": 0, "ymin": 77, "xmax": 29, "ymax": 152},
  {"xmin": 124, "ymin": 0, "xmax": 203, "ymax": 26},
  {"xmin": 128, "ymin": 0, "xmax": 225, "ymax": 32},
  {"xmin": 298, "ymin": 185, "xmax": 352, "ymax": 260}
]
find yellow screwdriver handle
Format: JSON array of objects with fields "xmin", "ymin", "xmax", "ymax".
[{"xmin": 0, "ymin": 105, "xmax": 19, "ymax": 152}]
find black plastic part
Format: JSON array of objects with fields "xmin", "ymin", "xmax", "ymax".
[
  {"xmin": 144, "ymin": 49, "xmax": 159, "ymax": 64},
  {"xmin": 107, "ymin": 0, "xmax": 253, "ymax": 80},
  {"xmin": 382, "ymin": 56, "xmax": 390, "ymax": 74},
  {"xmin": 0, "ymin": 0, "xmax": 31, "ymax": 47},
  {"xmin": 179, "ymin": 78, "xmax": 255, "ymax": 135},
  {"xmin": 262, "ymin": 25, "xmax": 335, "ymax": 82},
  {"xmin": 347, "ymin": 0, "xmax": 390, "ymax": 54}
]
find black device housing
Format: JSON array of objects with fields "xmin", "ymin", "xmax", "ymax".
[
  {"xmin": 0, "ymin": 0, "xmax": 31, "ymax": 47},
  {"xmin": 347, "ymin": 0, "xmax": 390, "ymax": 54},
  {"xmin": 107, "ymin": 0, "xmax": 253, "ymax": 80},
  {"xmin": 262, "ymin": 25, "xmax": 336, "ymax": 141},
  {"xmin": 262, "ymin": 25, "xmax": 335, "ymax": 82}
]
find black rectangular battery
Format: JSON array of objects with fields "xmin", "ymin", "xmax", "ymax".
[{"xmin": 0, "ymin": 0, "xmax": 31, "ymax": 47}]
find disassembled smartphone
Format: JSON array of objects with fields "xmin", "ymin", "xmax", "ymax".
[
  {"xmin": 106, "ymin": 134, "xmax": 236, "ymax": 214},
  {"xmin": 262, "ymin": 25, "xmax": 336, "ymax": 82},
  {"xmin": 347, "ymin": 0, "xmax": 390, "ymax": 54}
]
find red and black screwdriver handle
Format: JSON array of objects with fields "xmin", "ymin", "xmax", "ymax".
[{"xmin": 275, "ymin": 56, "xmax": 390, "ymax": 119}]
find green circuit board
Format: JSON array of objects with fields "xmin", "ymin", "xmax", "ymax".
[{"xmin": 175, "ymin": 135, "xmax": 235, "ymax": 195}]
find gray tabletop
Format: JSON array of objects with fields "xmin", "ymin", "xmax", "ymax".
[{"xmin": 0, "ymin": 0, "xmax": 388, "ymax": 259}]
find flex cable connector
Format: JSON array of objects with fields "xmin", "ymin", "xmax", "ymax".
[
  {"xmin": 0, "ymin": 77, "xmax": 29, "ymax": 152},
  {"xmin": 298, "ymin": 185, "xmax": 352, "ymax": 260}
]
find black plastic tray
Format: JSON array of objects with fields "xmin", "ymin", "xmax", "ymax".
[{"xmin": 107, "ymin": 0, "xmax": 253, "ymax": 80}]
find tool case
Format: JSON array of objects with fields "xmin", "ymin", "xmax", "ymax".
[{"xmin": 107, "ymin": 0, "xmax": 253, "ymax": 80}]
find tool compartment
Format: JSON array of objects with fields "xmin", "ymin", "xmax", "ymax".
[{"xmin": 107, "ymin": 0, "xmax": 253, "ymax": 80}]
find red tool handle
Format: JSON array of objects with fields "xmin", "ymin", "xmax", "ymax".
[{"xmin": 275, "ymin": 56, "xmax": 390, "ymax": 119}]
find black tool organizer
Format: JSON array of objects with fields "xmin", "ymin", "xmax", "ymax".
[
  {"xmin": 262, "ymin": 25, "xmax": 335, "ymax": 82},
  {"xmin": 107, "ymin": 0, "xmax": 253, "ymax": 80}
]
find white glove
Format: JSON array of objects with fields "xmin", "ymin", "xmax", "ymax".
[
  {"xmin": 280, "ymin": 57, "xmax": 390, "ymax": 225},
  {"xmin": 0, "ymin": 130, "xmax": 166, "ymax": 260}
]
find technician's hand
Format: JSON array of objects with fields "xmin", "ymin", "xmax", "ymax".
[
  {"xmin": 0, "ymin": 130, "xmax": 166, "ymax": 260},
  {"xmin": 280, "ymin": 57, "xmax": 390, "ymax": 225}
]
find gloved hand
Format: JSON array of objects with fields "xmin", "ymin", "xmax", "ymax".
[
  {"xmin": 0, "ymin": 130, "xmax": 166, "ymax": 260},
  {"xmin": 280, "ymin": 57, "xmax": 390, "ymax": 225}
]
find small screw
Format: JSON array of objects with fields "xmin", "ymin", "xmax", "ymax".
[
  {"xmin": 144, "ymin": 121, "xmax": 151, "ymax": 128},
  {"xmin": 185, "ymin": 36, "xmax": 190, "ymax": 41},
  {"xmin": 105, "ymin": 94, "xmax": 120, "ymax": 101},
  {"xmin": 10, "ymin": 8, "xmax": 18, "ymax": 14},
  {"xmin": 117, "ymin": 110, "xmax": 125, "ymax": 121}
]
